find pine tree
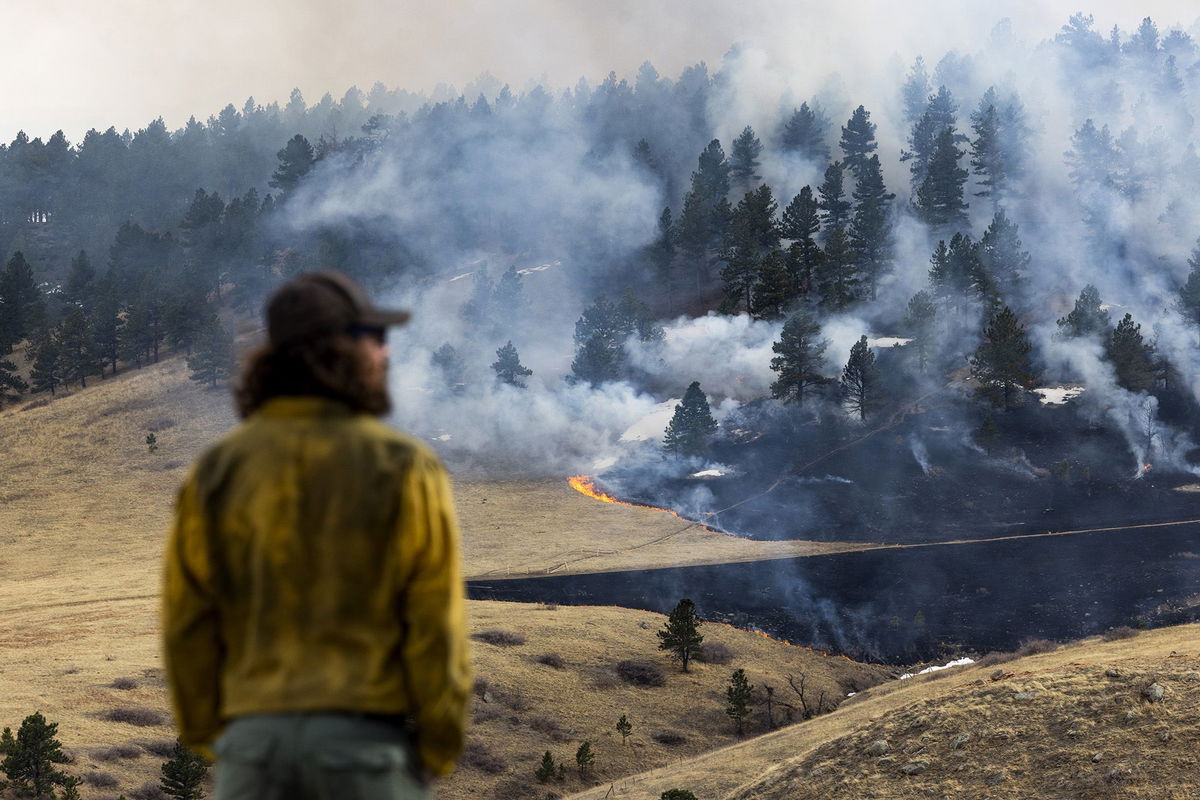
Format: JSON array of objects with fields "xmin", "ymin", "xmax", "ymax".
[
  {"xmin": 849, "ymin": 155, "xmax": 895, "ymax": 300},
  {"xmin": 651, "ymin": 207, "xmax": 677, "ymax": 291},
  {"xmin": 269, "ymin": 134, "xmax": 315, "ymax": 197},
  {"xmin": 904, "ymin": 290, "xmax": 938, "ymax": 373},
  {"xmin": 62, "ymin": 250, "xmax": 95, "ymax": 311},
  {"xmin": 677, "ymin": 140, "xmax": 733, "ymax": 284},
  {"xmin": 781, "ymin": 187, "xmax": 822, "ymax": 298},
  {"xmin": 1106, "ymin": 313, "xmax": 1156, "ymax": 392},
  {"xmin": 27, "ymin": 327, "xmax": 62, "ymax": 395},
  {"xmin": 751, "ymin": 249, "xmax": 793, "ymax": 320},
  {"xmin": 901, "ymin": 57, "xmax": 931, "ymax": 124},
  {"xmin": 616, "ymin": 715, "xmax": 632, "ymax": 745},
  {"xmin": 903, "ymin": 86, "xmax": 960, "ymax": 192},
  {"xmin": 431, "ymin": 343, "xmax": 466, "ymax": 392},
  {"xmin": 0, "ymin": 712, "xmax": 75, "ymax": 798},
  {"xmin": 662, "ymin": 381, "xmax": 718, "ymax": 457},
  {"xmin": 160, "ymin": 740, "xmax": 209, "ymax": 800},
  {"xmin": 970, "ymin": 306, "xmax": 1035, "ymax": 409},
  {"xmin": 725, "ymin": 668, "xmax": 754, "ymax": 737},
  {"xmin": 491, "ymin": 341, "xmax": 532, "ymax": 387},
  {"xmin": 658, "ymin": 598, "xmax": 704, "ymax": 672},
  {"xmin": 720, "ymin": 185, "xmax": 780, "ymax": 312},
  {"xmin": 914, "ymin": 128, "xmax": 969, "ymax": 231},
  {"xmin": 839, "ymin": 105, "xmax": 878, "ymax": 176},
  {"xmin": 841, "ymin": 335, "xmax": 882, "ymax": 421},
  {"xmin": 818, "ymin": 225, "xmax": 858, "ymax": 310},
  {"xmin": 574, "ymin": 741, "xmax": 595, "ymax": 777},
  {"xmin": 0, "ymin": 251, "xmax": 43, "ymax": 352},
  {"xmin": 779, "ymin": 102, "xmax": 830, "ymax": 162},
  {"xmin": 535, "ymin": 751, "xmax": 557, "ymax": 782},
  {"xmin": 1057, "ymin": 285, "xmax": 1110, "ymax": 338},
  {"xmin": 770, "ymin": 311, "xmax": 830, "ymax": 404},
  {"xmin": 90, "ymin": 274, "xmax": 123, "ymax": 377},
  {"xmin": 729, "ymin": 126, "xmax": 763, "ymax": 191},
  {"xmin": 186, "ymin": 315, "xmax": 235, "ymax": 388},
  {"xmin": 817, "ymin": 161, "xmax": 851, "ymax": 230},
  {"xmin": 57, "ymin": 307, "xmax": 102, "ymax": 389},
  {"xmin": 460, "ymin": 266, "xmax": 495, "ymax": 329},
  {"xmin": 0, "ymin": 356, "xmax": 27, "ymax": 401},
  {"xmin": 1175, "ymin": 240, "xmax": 1200, "ymax": 338},
  {"xmin": 492, "ymin": 265, "xmax": 525, "ymax": 319},
  {"xmin": 976, "ymin": 210, "xmax": 1029, "ymax": 304}
]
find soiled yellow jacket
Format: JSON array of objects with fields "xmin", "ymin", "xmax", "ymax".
[{"xmin": 162, "ymin": 396, "xmax": 471, "ymax": 776}]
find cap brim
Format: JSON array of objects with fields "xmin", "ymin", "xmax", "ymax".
[{"xmin": 363, "ymin": 308, "xmax": 412, "ymax": 327}]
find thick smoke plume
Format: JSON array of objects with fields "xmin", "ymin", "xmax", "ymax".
[{"xmin": 274, "ymin": 9, "xmax": 1200, "ymax": 484}]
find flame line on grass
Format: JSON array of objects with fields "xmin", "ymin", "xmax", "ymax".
[{"xmin": 568, "ymin": 475, "xmax": 730, "ymax": 535}]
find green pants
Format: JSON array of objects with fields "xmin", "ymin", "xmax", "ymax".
[{"xmin": 213, "ymin": 713, "xmax": 428, "ymax": 800}]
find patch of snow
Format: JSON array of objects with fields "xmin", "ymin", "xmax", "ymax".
[
  {"xmin": 899, "ymin": 657, "xmax": 975, "ymax": 680},
  {"xmin": 620, "ymin": 398, "xmax": 680, "ymax": 442},
  {"xmin": 447, "ymin": 272, "xmax": 473, "ymax": 282},
  {"xmin": 1034, "ymin": 386, "xmax": 1086, "ymax": 405},
  {"xmin": 691, "ymin": 468, "xmax": 724, "ymax": 478},
  {"xmin": 517, "ymin": 260, "xmax": 561, "ymax": 275},
  {"xmin": 868, "ymin": 336, "xmax": 912, "ymax": 348}
]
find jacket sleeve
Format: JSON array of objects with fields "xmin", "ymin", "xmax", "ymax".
[
  {"xmin": 399, "ymin": 452, "xmax": 472, "ymax": 777},
  {"xmin": 162, "ymin": 470, "xmax": 224, "ymax": 758}
]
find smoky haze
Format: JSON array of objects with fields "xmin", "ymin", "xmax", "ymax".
[
  {"xmin": 252, "ymin": 6, "xmax": 1200, "ymax": 484},
  {"xmin": 4, "ymin": 1, "xmax": 1195, "ymax": 142}
]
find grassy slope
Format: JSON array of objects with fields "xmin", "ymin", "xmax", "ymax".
[
  {"xmin": 567, "ymin": 623, "xmax": 1200, "ymax": 800},
  {"xmin": 0, "ymin": 354, "xmax": 886, "ymax": 799}
]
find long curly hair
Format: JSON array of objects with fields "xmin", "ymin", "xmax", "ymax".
[{"xmin": 234, "ymin": 334, "xmax": 390, "ymax": 418}]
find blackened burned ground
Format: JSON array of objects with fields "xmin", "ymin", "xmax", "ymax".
[
  {"xmin": 469, "ymin": 523, "xmax": 1200, "ymax": 663},
  {"xmin": 603, "ymin": 398, "xmax": 1200, "ymax": 545}
]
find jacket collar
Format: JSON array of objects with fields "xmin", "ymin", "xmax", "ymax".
[{"xmin": 257, "ymin": 396, "xmax": 355, "ymax": 419}]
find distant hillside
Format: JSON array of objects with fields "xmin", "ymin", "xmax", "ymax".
[{"xmin": 568, "ymin": 623, "xmax": 1200, "ymax": 800}]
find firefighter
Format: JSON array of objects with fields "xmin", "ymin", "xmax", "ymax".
[{"xmin": 163, "ymin": 271, "xmax": 471, "ymax": 799}]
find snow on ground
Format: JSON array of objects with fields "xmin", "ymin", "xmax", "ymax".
[
  {"xmin": 899, "ymin": 657, "xmax": 975, "ymax": 680},
  {"xmin": 620, "ymin": 398, "xmax": 680, "ymax": 442},
  {"xmin": 1034, "ymin": 386, "xmax": 1086, "ymax": 405},
  {"xmin": 447, "ymin": 272, "xmax": 473, "ymax": 282},
  {"xmin": 691, "ymin": 468, "xmax": 725, "ymax": 478},
  {"xmin": 868, "ymin": 336, "xmax": 912, "ymax": 348},
  {"xmin": 517, "ymin": 260, "xmax": 561, "ymax": 275}
]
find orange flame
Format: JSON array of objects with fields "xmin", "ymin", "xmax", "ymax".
[{"xmin": 568, "ymin": 475, "xmax": 727, "ymax": 534}]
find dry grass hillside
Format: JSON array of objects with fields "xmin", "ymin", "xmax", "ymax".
[
  {"xmin": 0, "ymin": 353, "xmax": 887, "ymax": 799},
  {"xmin": 568, "ymin": 623, "xmax": 1200, "ymax": 800}
]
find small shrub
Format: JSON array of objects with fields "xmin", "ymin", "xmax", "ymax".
[
  {"xmin": 62, "ymin": 667, "xmax": 81, "ymax": 675},
  {"xmin": 1015, "ymin": 638, "xmax": 1058, "ymax": 657},
  {"xmin": 461, "ymin": 740, "xmax": 507, "ymax": 774},
  {"xmin": 536, "ymin": 652, "xmax": 565, "ymax": 669},
  {"xmin": 472, "ymin": 629, "xmax": 526, "ymax": 647},
  {"xmin": 527, "ymin": 713, "xmax": 569, "ymax": 741},
  {"xmin": 137, "ymin": 739, "xmax": 176, "ymax": 757},
  {"xmin": 93, "ymin": 744, "xmax": 142, "ymax": 761},
  {"xmin": 1102, "ymin": 626, "xmax": 1139, "ymax": 642},
  {"xmin": 616, "ymin": 659, "xmax": 666, "ymax": 687},
  {"xmin": 84, "ymin": 771, "xmax": 119, "ymax": 788},
  {"xmin": 652, "ymin": 731, "xmax": 688, "ymax": 746},
  {"xmin": 20, "ymin": 398, "xmax": 51, "ymax": 411},
  {"xmin": 472, "ymin": 704, "xmax": 505, "ymax": 724},
  {"xmin": 473, "ymin": 676, "xmax": 491, "ymax": 700},
  {"xmin": 101, "ymin": 708, "xmax": 167, "ymax": 726},
  {"xmin": 697, "ymin": 641, "xmax": 734, "ymax": 665},
  {"xmin": 129, "ymin": 782, "xmax": 169, "ymax": 800},
  {"xmin": 662, "ymin": 790, "xmax": 698, "ymax": 800},
  {"xmin": 496, "ymin": 686, "xmax": 530, "ymax": 712},
  {"xmin": 976, "ymin": 651, "xmax": 1016, "ymax": 667},
  {"xmin": 110, "ymin": 677, "xmax": 138, "ymax": 690}
]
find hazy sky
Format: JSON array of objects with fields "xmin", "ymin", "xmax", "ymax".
[{"xmin": 3, "ymin": 1, "xmax": 1197, "ymax": 142}]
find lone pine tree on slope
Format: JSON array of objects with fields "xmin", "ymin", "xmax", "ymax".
[
  {"xmin": 663, "ymin": 381, "xmax": 718, "ymax": 457},
  {"xmin": 492, "ymin": 340, "xmax": 532, "ymax": 387},
  {"xmin": 658, "ymin": 598, "xmax": 704, "ymax": 672}
]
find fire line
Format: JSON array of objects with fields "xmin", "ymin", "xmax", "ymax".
[{"xmin": 568, "ymin": 475, "xmax": 727, "ymax": 534}]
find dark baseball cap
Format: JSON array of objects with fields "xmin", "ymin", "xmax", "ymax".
[{"xmin": 266, "ymin": 270, "xmax": 411, "ymax": 346}]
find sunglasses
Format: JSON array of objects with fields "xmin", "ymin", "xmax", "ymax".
[{"xmin": 348, "ymin": 324, "xmax": 387, "ymax": 344}]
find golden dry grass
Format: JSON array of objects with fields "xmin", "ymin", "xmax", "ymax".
[
  {"xmin": 567, "ymin": 623, "xmax": 1200, "ymax": 800},
  {"xmin": 0, "ymin": 354, "xmax": 885, "ymax": 799}
]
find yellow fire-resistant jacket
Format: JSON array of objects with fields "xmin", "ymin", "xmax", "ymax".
[{"xmin": 162, "ymin": 396, "xmax": 472, "ymax": 776}]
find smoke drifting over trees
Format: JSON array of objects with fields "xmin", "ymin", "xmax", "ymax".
[{"xmin": 4, "ymin": 10, "xmax": 1200, "ymax": 499}]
